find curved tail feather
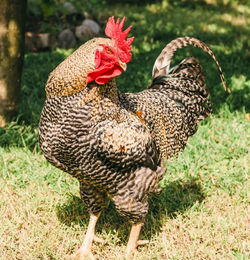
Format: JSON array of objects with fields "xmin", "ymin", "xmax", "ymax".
[{"xmin": 152, "ymin": 37, "xmax": 228, "ymax": 92}]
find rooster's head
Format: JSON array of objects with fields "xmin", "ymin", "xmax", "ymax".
[{"xmin": 87, "ymin": 16, "xmax": 134, "ymax": 85}]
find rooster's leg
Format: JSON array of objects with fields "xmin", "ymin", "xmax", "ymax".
[
  {"xmin": 75, "ymin": 213, "xmax": 101, "ymax": 260},
  {"xmin": 126, "ymin": 222, "xmax": 149, "ymax": 255}
]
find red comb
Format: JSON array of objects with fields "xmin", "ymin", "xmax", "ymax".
[
  {"xmin": 105, "ymin": 16, "xmax": 134, "ymax": 45},
  {"xmin": 105, "ymin": 16, "xmax": 134, "ymax": 63}
]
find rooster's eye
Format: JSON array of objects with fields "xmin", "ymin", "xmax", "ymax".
[{"xmin": 106, "ymin": 48, "xmax": 113, "ymax": 54}]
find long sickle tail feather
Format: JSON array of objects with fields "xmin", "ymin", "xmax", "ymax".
[{"xmin": 152, "ymin": 37, "xmax": 229, "ymax": 92}]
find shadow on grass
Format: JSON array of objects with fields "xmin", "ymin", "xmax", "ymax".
[{"xmin": 56, "ymin": 177, "xmax": 205, "ymax": 242}]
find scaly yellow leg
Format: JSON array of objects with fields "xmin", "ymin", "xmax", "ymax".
[
  {"xmin": 75, "ymin": 213, "xmax": 102, "ymax": 260},
  {"xmin": 126, "ymin": 222, "xmax": 149, "ymax": 256}
]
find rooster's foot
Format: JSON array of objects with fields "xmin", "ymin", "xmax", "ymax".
[
  {"xmin": 75, "ymin": 248, "xmax": 95, "ymax": 260},
  {"xmin": 125, "ymin": 223, "xmax": 148, "ymax": 257}
]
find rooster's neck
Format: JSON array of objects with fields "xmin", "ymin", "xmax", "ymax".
[{"xmin": 76, "ymin": 78, "xmax": 120, "ymax": 108}]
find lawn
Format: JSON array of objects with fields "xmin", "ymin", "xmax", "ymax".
[{"xmin": 0, "ymin": 0, "xmax": 249, "ymax": 259}]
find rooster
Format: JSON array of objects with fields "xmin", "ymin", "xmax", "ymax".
[{"xmin": 38, "ymin": 16, "xmax": 226, "ymax": 258}]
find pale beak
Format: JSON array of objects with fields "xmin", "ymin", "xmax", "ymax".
[{"xmin": 119, "ymin": 61, "xmax": 127, "ymax": 71}]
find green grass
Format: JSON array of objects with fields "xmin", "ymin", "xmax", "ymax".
[{"xmin": 0, "ymin": 0, "xmax": 249, "ymax": 259}]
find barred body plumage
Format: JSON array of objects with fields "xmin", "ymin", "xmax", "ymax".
[
  {"xmin": 39, "ymin": 80, "xmax": 164, "ymax": 222},
  {"xmin": 39, "ymin": 36, "xmax": 225, "ymax": 226}
]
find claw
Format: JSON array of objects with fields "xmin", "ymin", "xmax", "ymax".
[
  {"xmin": 75, "ymin": 248, "xmax": 95, "ymax": 260},
  {"xmin": 93, "ymin": 235, "xmax": 104, "ymax": 244},
  {"xmin": 137, "ymin": 240, "xmax": 149, "ymax": 246}
]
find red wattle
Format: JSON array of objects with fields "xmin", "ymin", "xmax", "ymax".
[
  {"xmin": 95, "ymin": 65, "xmax": 122, "ymax": 84},
  {"xmin": 86, "ymin": 63, "xmax": 122, "ymax": 84}
]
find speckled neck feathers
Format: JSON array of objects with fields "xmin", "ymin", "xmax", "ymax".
[{"xmin": 45, "ymin": 38, "xmax": 114, "ymax": 99}]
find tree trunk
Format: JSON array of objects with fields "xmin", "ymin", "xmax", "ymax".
[{"xmin": 0, "ymin": 0, "xmax": 26, "ymax": 126}]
